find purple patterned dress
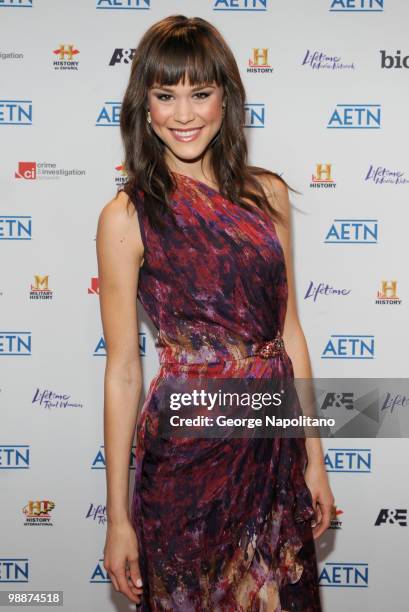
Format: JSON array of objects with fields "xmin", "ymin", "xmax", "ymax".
[{"xmin": 120, "ymin": 172, "xmax": 322, "ymax": 611}]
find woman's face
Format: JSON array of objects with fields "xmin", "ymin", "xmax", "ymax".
[{"xmin": 146, "ymin": 78, "xmax": 225, "ymax": 166}]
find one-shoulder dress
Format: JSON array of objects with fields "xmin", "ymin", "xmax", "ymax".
[{"xmin": 120, "ymin": 172, "xmax": 322, "ymax": 611}]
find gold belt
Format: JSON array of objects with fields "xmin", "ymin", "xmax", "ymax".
[
  {"xmin": 253, "ymin": 330, "xmax": 286, "ymax": 359},
  {"xmin": 157, "ymin": 330, "xmax": 286, "ymax": 366}
]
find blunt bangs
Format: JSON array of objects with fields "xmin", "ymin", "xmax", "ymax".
[{"xmin": 144, "ymin": 30, "xmax": 224, "ymax": 90}]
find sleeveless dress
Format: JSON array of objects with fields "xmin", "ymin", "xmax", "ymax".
[{"xmin": 121, "ymin": 172, "xmax": 322, "ymax": 612}]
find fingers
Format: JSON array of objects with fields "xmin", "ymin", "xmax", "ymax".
[
  {"xmin": 312, "ymin": 502, "xmax": 332, "ymax": 539},
  {"xmin": 103, "ymin": 536, "xmax": 144, "ymax": 604},
  {"xmin": 126, "ymin": 564, "xmax": 143, "ymax": 603},
  {"xmin": 128, "ymin": 558, "xmax": 144, "ymax": 592},
  {"xmin": 115, "ymin": 567, "xmax": 142, "ymax": 604},
  {"xmin": 312, "ymin": 500, "xmax": 322, "ymax": 527},
  {"xmin": 109, "ymin": 571, "xmax": 120, "ymax": 592},
  {"xmin": 105, "ymin": 562, "xmax": 142, "ymax": 604},
  {"xmin": 309, "ymin": 498, "xmax": 321, "ymax": 529}
]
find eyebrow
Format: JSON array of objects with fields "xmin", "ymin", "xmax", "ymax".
[{"xmin": 150, "ymin": 84, "xmax": 216, "ymax": 92}]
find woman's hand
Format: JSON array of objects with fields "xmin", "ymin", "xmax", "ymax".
[
  {"xmin": 304, "ymin": 460, "xmax": 335, "ymax": 540},
  {"xmin": 103, "ymin": 519, "xmax": 144, "ymax": 604}
]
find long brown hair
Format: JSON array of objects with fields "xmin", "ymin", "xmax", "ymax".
[{"xmin": 118, "ymin": 14, "xmax": 299, "ymax": 230}]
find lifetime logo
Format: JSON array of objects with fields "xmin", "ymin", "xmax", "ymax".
[
  {"xmin": 324, "ymin": 219, "xmax": 378, "ymax": 244},
  {"xmin": 381, "ymin": 392, "xmax": 409, "ymax": 413},
  {"xmin": 319, "ymin": 562, "xmax": 369, "ymax": 588},
  {"xmin": 96, "ymin": 0, "xmax": 150, "ymax": 9},
  {"xmin": 365, "ymin": 164, "xmax": 409, "ymax": 185},
  {"xmin": 327, "ymin": 104, "xmax": 381, "ymax": 129},
  {"xmin": 213, "ymin": 0, "xmax": 268, "ymax": 11},
  {"xmin": 329, "ymin": 0, "xmax": 383, "ymax": 12},
  {"xmin": 321, "ymin": 334, "xmax": 375, "ymax": 359},
  {"xmin": 325, "ymin": 447, "xmax": 371, "ymax": 472}
]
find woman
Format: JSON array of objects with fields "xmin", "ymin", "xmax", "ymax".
[{"xmin": 97, "ymin": 14, "xmax": 334, "ymax": 611}]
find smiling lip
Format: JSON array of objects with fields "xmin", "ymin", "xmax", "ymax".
[{"xmin": 169, "ymin": 127, "xmax": 203, "ymax": 142}]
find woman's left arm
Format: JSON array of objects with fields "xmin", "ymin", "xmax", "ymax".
[{"xmin": 263, "ymin": 173, "xmax": 335, "ymax": 539}]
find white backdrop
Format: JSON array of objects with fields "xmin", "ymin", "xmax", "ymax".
[{"xmin": 1, "ymin": 1, "xmax": 408, "ymax": 610}]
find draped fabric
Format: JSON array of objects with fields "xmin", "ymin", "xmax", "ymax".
[{"xmin": 120, "ymin": 172, "xmax": 322, "ymax": 611}]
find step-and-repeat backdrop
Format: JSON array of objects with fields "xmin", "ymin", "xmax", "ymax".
[{"xmin": 1, "ymin": 1, "xmax": 408, "ymax": 611}]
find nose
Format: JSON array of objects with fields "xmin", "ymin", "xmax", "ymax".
[{"xmin": 173, "ymin": 98, "xmax": 195, "ymax": 123}]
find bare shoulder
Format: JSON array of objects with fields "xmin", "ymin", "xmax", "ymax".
[
  {"xmin": 98, "ymin": 190, "xmax": 135, "ymax": 233},
  {"xmin": 258, "ymin": 171, "xmax": 290, "ymax": 215},
  {"xmin": 97, "ymin": 190, "xmax": 144, "ymax": 264}
]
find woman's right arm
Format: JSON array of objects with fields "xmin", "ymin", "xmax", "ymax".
[{"xmin": 96, "ymin": 190, "xmax": 145, "ymax": 604}]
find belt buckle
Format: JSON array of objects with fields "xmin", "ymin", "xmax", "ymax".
[{"xmin": 257, "ymin": 331, "xmax": 285, "ymax": 359}]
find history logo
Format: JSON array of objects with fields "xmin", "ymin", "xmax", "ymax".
[
  {"xmin": 375, "ymin": 280, "xmax": 401, "ymax": 305},
  {"xmin": 247, "ymin": 48, "xmax": 273, "ymax": 74},
  {"xmin": 310, "ymin": 163, "xmax": 336, "ymax": 189}
]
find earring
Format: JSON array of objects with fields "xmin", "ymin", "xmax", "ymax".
[{"xmin": 147, "ymin": 110, "xmax": 151, "ymax": 125}]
